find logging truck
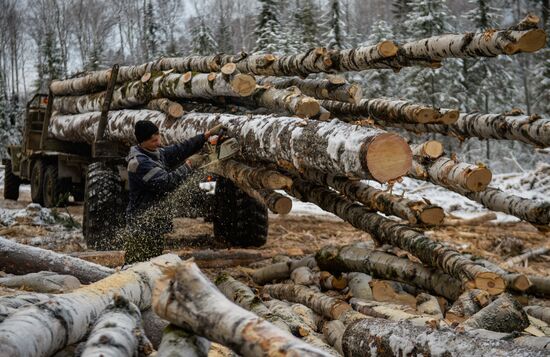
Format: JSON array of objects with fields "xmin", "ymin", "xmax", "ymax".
[{"xmin": 3, "ymin": 93, "xmax": 268, "ymax": 250}]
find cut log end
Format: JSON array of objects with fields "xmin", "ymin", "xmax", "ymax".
[
  {"xmin": 422, "ymin": 140, "xmax": 444, "ymax": 159},
  {"xmin": 504, "ymin": 29, "xmax": 547, "ymax": 54},
  {"xmin": 221, "ymin": 63, "xmax": 237, "ymax": 75},
  {"xmin": 465, "ymin": 167, "xmax": 492, "ymax": 192},
  {"xmin": 326, "ymin": 75, "xmax": 346, "ymax": 85},
  {"xmin": 440, "ymin": 109, "xmax": 460, "ymax": 124},
  {"xmin": 295, "ymin": 97, "xmax": 321, "ymax": 118},
  {"xmin": 365, "ymin": 133, "xmax": 412, "ymax": 183},
  {"xmin": 475, "ymin": 272, "xmax": 506, "ymax": 295},
  {"xmin": 349, "ymin": 85, "xmax": 363, "ymax": 105},
  {"xmin": 273, "ymin": 196, "xmax": 293, "ymax": 215},
  {"xmin": 510, "ymin": 274, "xmax": 532, "ymax": 292},
  {"xmin": 377, "ymin": 40, "xmax": 399, "ymax": 57},
  {"xmin": 415, "ymin": 108, "xmax": 439, "ymax": 123},
  {"xmin": 141, "ymin": 72, "xmax": 152, "ymax": 83},
  {"xmin": 182, "ymin": 72, "xmax": 193, "ymax": 84},
  {"xmin": 231, "ymin": 74, "xmax": 257, "ymax": 97},
  {"xmin": 418, "ymin": 206, "xmax": 445, "ymax": 225},
  {"xmin": 207, "ymin": 72, "xmax": 217, "ymax": 82},
  {"xmin": 168, "ymin": 103, "xmax": 185, "ymax": 118}
]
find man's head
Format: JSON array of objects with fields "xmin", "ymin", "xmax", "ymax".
[{"xmin": 135, "ymin": 120, "xmax": 161, "ymax": 151}]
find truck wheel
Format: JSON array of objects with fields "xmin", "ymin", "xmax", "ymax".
[
  {"xmin": 213, "ymin": 177, "xmax": 268, "ymax": 247},
  {"xmin": 3, "ymin": 159, "xmax": 20, "ymax": 200},
  {"xmin": 83, "ymin": 162, "xmax": 128, "ymax": 250},
  {"xmin": 30, "ymin": 160, "xmax": 45, "ymax": 205},
  {"xmin": 43, "ymin": 165, "xmax": 68, "ymax": 208}
]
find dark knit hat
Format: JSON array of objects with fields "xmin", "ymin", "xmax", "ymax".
[{"xmin": 134, "ymin": 120, "xmax": 159, "ymax": 143}]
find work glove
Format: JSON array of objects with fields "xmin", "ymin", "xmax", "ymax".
[
  {"xmin": 186, "ymin": 153, "xmax": 210, "ymax": 169},
  {"xmin": 205, "ymin": 124, "xmax": 226, "ymax": 138}
]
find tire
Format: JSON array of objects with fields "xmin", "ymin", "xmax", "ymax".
[
  {"xmin": 30, "ymin": 160, "xmax": 45, "ymax": 205},
  {"xmin": 43, "ymin": 165, "xmax": 68, "ymax": 208},
  {"xmin": 3, "ymin": 159, "xmax": 20, "ymax": 200},
  {"xmin": 83, "ymin": 162, "xmax": 128, "ymax": 250},
  {"xmin": 213, "ymin": 177, "xmax": 268, "ymax": 247}
]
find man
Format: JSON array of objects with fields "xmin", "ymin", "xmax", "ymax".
[{"xmin": 124, "ymin": 120, "xmax": 223, "ymax": 263}]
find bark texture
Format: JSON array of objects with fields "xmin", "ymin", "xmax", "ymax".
[
  {"xmin": 252, "ymin": 256, "xmax": 317, "ymax": 285},
  {"xmin": 289, "ymin": 179, "xmax": 504, "ymax": 294},
  {"xmin": 0, "ymin": 271, "xmax": 80, "ymax": 293},
  {"xmin": 462, "ymin": 293, "xmax": 530, "ymax": 333},
  {"xmin": 209, "ymin": 160, "xmax": 293, "ymax": 190},
  {"xmin": 525, "ymin": 306, "xmax": 550, "ymax": 325},
  {"xmin": 0, "ymin": 236, "xmax": 114, "ymax": 284},
  {"xmin": 445, "ymin": 289, "xmax": 491, "ymax": 323},
  {"xmin": 300, "ymin": 167, "xmax": 444, "ymax": 225},
  {"xmin": 256, "ymin": 76, "xmax": 362, "ymax": 103},
  {"xmin": 315, "ymin": 243, "xmax": 463, "ymax": 301},
  {"xmin": 341, "ymin": 318, "xmax": 547, "ymax": 357},
  {"xmin": 152, "ymin": 260, "xmax": 333, "ymax": 357},
  {"xmin": 49, "ymin": 110, "xmax": 411, "ymax": 182},
  {"xmin": 320, "ymin": 98, "xmax": 441, "ymax": 124},
  {"xmin": 416, "ymin": 293, "xmax": 443, "ymax": 318},
  {"xmin": 80, "ymin": 295, "xmax": 153, "ymax": 357},
  {"xmin": 0, "ymin": 254, "xmax": 180, "ymax": 357},
  {"xmin": 347, "ymin": 272, "xmax": 373, "ymax": 300},
  {"xmin": 350, "ymin": 298, "xmax": 439, "ymax": 327},
  {"xmin": 146, "ymin": 98, "xmax": 185, "ymax": 118},
  {"xmin": 157, "ymin": 325, "xmax": 210, "ymax": 357},
  {"xmin": 0, "ymin": 293, "xmax": 51, "ymax": 323}
]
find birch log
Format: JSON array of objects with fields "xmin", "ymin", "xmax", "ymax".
[
  {"xmin": 527, "ymin": 275, "xmax": 550, "ymax": 298},
  {"xmin": 0, "ymin": 271, "xmax": 80, "ymax": 293},
  {"xmin": 341, "ymin": 318, "xmax": 547, "ymax": 357},
  {"xmin": 80, "ymin": 295, "xmax": 153, "ymax": 357},
  {"xmin": 289, "ymin": 179, "xmax": 504, "ymax": 294},
  {"xmin": 157, "ymin": 325, "xmax": 210, "ymax": 357},
  {"xmin": 49, "ymin": 110, "xmax": 412, "ymax": 182},
  {"xmin": 0, "ymin": 254, "xmax": 180, "ymax": 357},
  {"xmin": 445, "ymin": 289, "xmax": 491, "ymax": 323},
  {"xmin": 0, "ymin": 293, "xmax": 51, "ymax": 323},
  {"xmin": 256, "ymin": 76, "xmax": 362, "ymax": 104},
  {"xmin": 350, "ymin": 298, "xmax": 439, "ymax": 327},
  {"xmin": 315, "ymin": 243, "xmax": 463, "ymax": 301},
  {"xmin": 146, "ymin": 98, "xmax": 185, "ymax": 118},
  {"xmin": 209, "ymin": 159, "xmax": 293, "ymax": 190},
  {"xmin": 252, "ymin": 256, "xmax": 317, "ymax": 285},
  {"xmin": 151, "ymin": 260, "xmax": 333, "ymax": 357},
  {"xmin": 504, "ymin": 247, "xmax": 550, "ymax": 268},
  {"xmin": 410, "ymin": 156, "xmax": 492, "ymax": 192},
  {"xmin": 416, "ymin": 293, "xmax": 444, "ymax": 318},
  {"xmin": 461, "ymin": 293, "xmax": 530, "ymax": 333},
  {"xmin": 234, "ymin": 183, "xmax": 293, "ymax": 214},
  {"xmin": 320, "ymin": 98, "xmax": 441, "ymax": 124},
  {"xmin": 0, "ymin": 236, "xmax": 114, "ymax": 284},
  {"xmin": 346, "ymin": 272, "xmax": 373, "ymax": 300},
  {"xmin": 390, "ymin": 112, "xmax": 550, "ymax": 148},
  {"xmin": 400, "ymin": 16, "xmax": 546, "ymax": 60},
  {"xmin": 525, "ymin": 306, "xmax": 550, "ymax": 325},
  {"xmin": 411, "ymin": 140, "xmax": 444, "ymax": 159},
  {"xmin": 300, "ymin": 167, "xmax": 444, "ymax": 225}
]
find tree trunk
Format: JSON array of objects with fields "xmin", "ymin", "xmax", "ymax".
[
  {"xmin": 323, "ymin": 320, "xmax": 345, "ymax": 355},
  {"xmin": 0, "ymin": 293, "xmax": 51, "ymax": 323},
  {"xmin": 315, "ymin": 243, "xmax": 464, "ymax": 301},
  {"xmin": 300, "ymin": 168, "xmax": 444, "ymax": 225},
  {"xmin": 146, "ymin": 98, "xmax": 184, "ymax": 118},
  {"xmin": 389, "ymin": 112, "xmax": 550, "ymax": 148},
  {"xmin": 416, "ymin": 293, "xmax": 443, "ymax": 318},
  {"xmin": 0, "ymin": 271, "xmax": 80, "ymax": 293},
  {"xmin": 400, "ymin": 16, "xmax": 546, "ymax": 60},
  {"xmin": 0, "ymin": 254, "xmax": 180, "ymax": 357},
  {"xmin": 53, "ymin": 71, "xmax": 256, "ymax": 115},
  {"xmin": 49, "ymin": 110, "xmax": 412, "ymax": 182},
  {"xmin": 263, "ymin": 283, "xmax": 365, "ymax": 324},
  {"xmin": 445, "ymin": 289, "xmax": 491, "ymax": 323},
  {"xmin": 152, "ymin": 260, "xmax": 333, "ymax": 357},
  {"xmin": 0, "ymin": 236, "xmax": 114, "ymax": 284},
  {"xmin": 234, "ymin": 183, "xmax": 293, "ymax": 214},
  {"xmin": 264, "ymin": 299, "xmax": 313, "ymax": 337},
  {"xmin": 209, "ymin": 160, "xmax": 293, "ymax": 190},
  {"xmin": 320, "ymin": 98, "xmax": 441, "ymax": 124},
  {"xmin": 350, "ymin": 298, "xmax": 439, "ymax": 327},
  {"xmin": 341, "ymin": 318, "xmax": 547, "ymax": 357},
  {"xmin": 215, "ymin": 274, "xmax": 293, "ymax": 334},
  {"xmin": 289, "ymin": 179, "xmax": 504, "ymax": 294},
  {"xmin": 471, "ymin": 258, "xmax": 532, "ymax": 292},
  {"xmin": 256, "ymin": 76, "xmax": 362, "ymax": 104},
  {"xmin": 252, "ymin": 256, "xmax": 317, "ymax": 285},
  {"xmin": 157, "ymin": 325, "xmax": 210, "ymax": 357},
  {"xmin": 504, "ymin": 247, "xmax": 550, "ymax": 268},
  {"xmin": 527, "ymin": 275, "xmax": 550, "ymax": 298},
  {"xmin": 525, "ymin": 306, "xmax": 550, "ymax": 325},
  {"xmin": 410, "ymin": 156, "xmax": 492, "ymax": 192},
  {"xmin": 80, "ymin": 295, "xmax": 153, "ymax": 357},
  {"xmin": 462, "ymin": 293, "xmax": 530, "ymax": 333},
  {"xmin": 291, "ymin": 267, "xmax": 348, "ymax": 291},
  {"xmin": 369, "ymin": 280, "xmax": 417, "ymax": 308}
]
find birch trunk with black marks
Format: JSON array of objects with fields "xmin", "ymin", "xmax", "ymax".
[
  {"xmin": 320, "ymin": 98, "xmax": 441, "ymax": 124},
  {"xmin": 390, "ymin": 112, "xmax": 550, "ymax": 148},
  {"xmin": 289, "ymin": 179, "xmax": 504, "ymax": 294},
  {"xmin": 300, "ymin": 168, "xmax": 444, "ymax": 225},
  {"xmin": 152, "ymin": 261, "xmax": 334, "ymax": 357},
  {"xmin": 0, "ymin": 271, "xmax": 80, "ymax": 293},
  {"xmin": 49, "ymin": 110, "xmax": 411, "ymax": 182},
  {"xmin": 462, "ymin": 293, "xmax": 530, "ymax": 333},
  {"xmin": 525, "ymin": 306, "xmax": 550, "ymax": 324},
  {"xmin": 0, "ymin": 236, "xmax": 114, "ymax": 284},
  {"xmin": 315, "ymin": 243, "xmax": 464, "ymax": 301},
  {"xmin": 80, "ymin": 295, "xmax": 153, "ymax": 357},
  {"xmin": 445, "ymin": 289, "xmax": 491, "ymax": 323},
  {"xmin": 350, "ymin": 298, "xmax": 439, "ymax": 327},
  {"xmin": 209, "ymin": 160, "xmax": 293, "ymax": 190},
  {"xmin": 341, "ymin": 318, "xmax": 547, "ymax": 357},
  {"xmin": 0, "ymin": 293, "xmax": 51, "ymax": 323},
  {"xmin": 256, "ymin": 76, "xmax": 362, "ymax": 104},
  {"xmin": 252, "ymin": 256, "xmax": 317, "ymax": 285},
  {"xmin": 410, "ymin": 156, "xmax": 492, "ymax": 192},
  {"xmin": 157, "ymin": 325, "xmax": 210, "ymax": 357},
  {"xmin": 0, "ymin": 254, "xmax": 180, "ymax": 357}
]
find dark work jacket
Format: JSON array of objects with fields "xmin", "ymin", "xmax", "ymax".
[{"xmin": 126, "ymin": 134, "xmax": 206, "ymax": 217}]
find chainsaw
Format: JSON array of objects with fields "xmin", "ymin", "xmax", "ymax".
[{"xmin": 199, "ymin": 129, "xmax": 240, "ymax": 169}]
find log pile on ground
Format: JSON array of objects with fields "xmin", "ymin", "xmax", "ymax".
[{"xmin": 1, "ymin": 14, "xmax": 549, "ymax": 356}]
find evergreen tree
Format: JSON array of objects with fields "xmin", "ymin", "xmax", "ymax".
[
  {"xmin": 321, "ymin": 0, "xmax": 348, "ymax": 50},
  {"xmin": 254, "ymin": 0, "xmax": 284, "ymax": 53},
  {"xmin": 533, "ymin": 0, "xmax": 550, "ymax": 115},
  {"xmin": 392, "ymin": 0, "xmax": 412, "ymax": 40},
  {"xmin": 301, "ymin": 0, "xmax": 319, "ymax": 49},
  {"xmin": 36, "ymin": 30, "xmax": 63, "ymax": 89},
  {"xmin": 216, "ymin": 2, "xmax": 234, "ymax": 53},
  {"xmin": 143, "ymin": 0, "xmax": 160, "ymax": 59},
  {"xmin": 190, "ymin": 18, "xmax": 218, "ymax": 56}
]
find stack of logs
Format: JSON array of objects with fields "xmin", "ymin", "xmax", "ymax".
[{"xmin": 0, "ymin": 14, "xmax": 549, "ymax": 356}]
